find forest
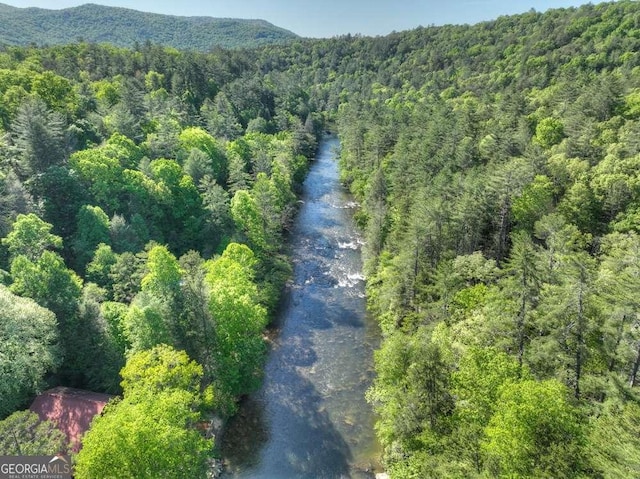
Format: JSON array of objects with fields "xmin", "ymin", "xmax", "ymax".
[
  {"xmin": 1, "ymin": 0, "xmax": 640, "ymax": 477},
  {"xmin": 0, "ymin": 39, "xmax": 321, "ymax": 476},
  {"xmin": 0, "ymin": 3, "xmax": 298, "ymax": 50}
]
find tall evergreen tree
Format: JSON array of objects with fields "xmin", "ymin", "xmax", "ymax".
[{"xmin": 11, "ymin": 97, "xmax": 66, "ymax": 176}]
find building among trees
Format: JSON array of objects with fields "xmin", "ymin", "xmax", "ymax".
[{"xmin": 30, "ymin": 387, "xmax": 113, "ymax": 451}]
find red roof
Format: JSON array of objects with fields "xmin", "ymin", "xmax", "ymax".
[{"xmin": 30, "ymin": 387, "xmax": 114, "ymax": 451}]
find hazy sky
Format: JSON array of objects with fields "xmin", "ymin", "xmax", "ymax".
[{"xmin": 2, "ymin": 1, "xmax": 611, "ymax": 37}]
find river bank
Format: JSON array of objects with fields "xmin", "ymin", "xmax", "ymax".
[{"xmin": 218, "ymin": 135, "xmax": 382, "ymax": 478}]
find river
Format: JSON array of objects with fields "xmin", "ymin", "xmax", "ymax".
[{"xmin": 220, "ymin": 135, "xmax": 382, "ymax": 478}]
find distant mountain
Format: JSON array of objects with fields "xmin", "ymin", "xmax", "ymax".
[
  {"xmin": 0, "ymin": 3, "xmax": 16, "ymax": 13},
  {"xmin": 0, "ymin": 3, "xmax": 299, "ymax": 50}
]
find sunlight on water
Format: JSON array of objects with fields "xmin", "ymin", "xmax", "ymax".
[{"xmin": 220, "ymin": 136, "xmax": 381, "ymax": 479}]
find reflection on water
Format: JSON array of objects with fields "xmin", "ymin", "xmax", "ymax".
[{"xmin": 220, "ymin": 136, "xmax": 381, "ymax": 478}]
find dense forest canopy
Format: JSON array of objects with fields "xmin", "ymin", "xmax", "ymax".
[
  {"xmin": 0, "ymin": 3, "xmax": 298, "ymax": 50},
  {"xmin": 1, "ymin": 1, "xmax": 640, "ymax": 477},
  {"xmin": 331, "ymin": 1, "xmax": 640, "ymax": 477},
  {"xmin": 0, "ymin": 31, "xmax": 322, "ymax": 472}
]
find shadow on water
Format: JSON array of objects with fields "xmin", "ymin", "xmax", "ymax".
[
  {"xmin": 221, "ymin": 371, "xmax": 353, "ymax": 479},
  {"xmin": 221, "ymin": 294, "xmax": 364, "ymax": 478},
  {"xmin": 220, "ymin": 135, "xmax": 381, "ymax": 479}
]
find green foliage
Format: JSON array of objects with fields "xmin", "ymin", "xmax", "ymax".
[
  {"xmin": 69, "ymin": 144, "xmax": 126, "ymax": 214},
  {"xmin": 534, "ymin": 117, "xmax": 566, "ymax": 149},
  {"xmin": 588, "ymin": 402, "xmax": 640, "ymax": 478},
  {"xmin": 10, "ymin": 250, "xmax": 82, "ymax": 323},
  {"xmin": 206, "ymin": 243, "xmax": 268, "ymax": 414},
  {"xmin": 0, "ymin": 4, "xmax": 298, "ymax": 51},
  {"xmin": 75, "ymin": 345, "xmax": 213, "ymax": 478},
  {"xmin": 2, "ymin": 213, "xmax": 62, "ymax": 261},
  {"xmin": 4, "ymin": 2, "xmax": 640, "ymax": 474},
  {"xmin": 177, "ymin": 251, "xmax": 215, "ymax": 377},
  {"xmin": 123, "ymin": 293, "xmax": 173, "ymax": 354},
  {"xmin": 73, "ymin": 205, "xmax": 110, "ymax": 271},
  {"xmin": 367, "ymin": 328, "xmax": 454, "ymax": 467},
  {"xmin": 0, "ymin": 410, "xmax": 68, "ymax": 455},
  {"xmin": 623, "ymin": 89, "xmax": 640, "ymax": 119},
  {"xmin": 109, "ymin": 251, "xmax": 145, "ymax": 303},
  {"xmin": 8, "ymin": 250, "xmax": 82, "ymax": 383},
  {"xmin": 75, "ymin": 391, "xmax": 212, "ymax": 479},
  {"xmin": 145, "ymin": 117, "xmax": 180, "ymax": 159},
  {"xmin": 29, "ymin": 165, "xmax": 89, "ymax": 243},
  {"xmin": 120, "ymin": 344, "xmax": 204, "ymax": 399},
  {"xmin": 512, "ymin": 175, "xmax": 555, "ymax": 232},
  {"xmin": 31, "ymin": 71, "xmax": 77, "ymax": 113},
  {"xmin": 231, "ymin": 189, "xmax": 269, "ymax": 251},
  {"xmin": 199, "ymin": 176, "xmax": 232, "ymax": 253},
  {"xmin": 11, "ymin": 97, "xmax": 66, "ymax": 175},
  {"xmin": 74, "ymin": 284, "xmax": 126, "ymax": 393},
  {"xmin": 0, "ymin": 285, "xmax": 60, "ymax": 418},
  {"xmin": 179, "ymin": 127, "xmax": 227, "ymax": 184},
  {"xmin": 325, "ymin": 2, "xmax": 640, "ymax": 475},
  {"xmin": 590, "ymin": 152, "xmax": 640, "ymax": 219},
  {"xmin": 453, "ymin": 348, "xmax": 524, "ymax": 428},
  {"xmin": 201, "ymin": 94, "xmax": 243, "ymax": 140},
  {"xmin": 533, "ymin": 252, "xmax": 599, "ymax": 399},
  {"xmin": 148, "ymin": 159, "xmax": 205, "ymax": 252},
  {"xmin": 140, "ymin": 245, "xmax": 182, "ymax": 299},
  {"xmin": 0, "ymin": 0, "xmax": 322, "ymax": 433},
  {"xmin": 483, "ymin": 379, "xmax": 585, "ymax": 478},
  {"xmin": 86, "ymin": 243, "xmax": 117, "ymax": 288},
  {"xmin": 0, "ymin": 170, "xmax": 34, "ymax": 239},
  {"xmin": 184, "ymin": 149, "xmax": 213, "ymax": 185},
  {"xmin": 100, "ymin": 301, "xmax": 129, "ymax": 352},
  {"xmin": 226, "ymin": 138, "xmax": 252, "ymax": 193}
]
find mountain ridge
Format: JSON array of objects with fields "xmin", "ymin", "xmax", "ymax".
[{"xmin": 0, "ymin": 2, "xmax": 299, "ymax": 50}]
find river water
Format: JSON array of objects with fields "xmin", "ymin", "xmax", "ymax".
[{"xmin": 220, "ymin": 136, "xmax": 381, "ymax": 478}]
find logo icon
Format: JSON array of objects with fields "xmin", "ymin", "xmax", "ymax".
[{"xmin": 0, "ymin": 455, "xmax": 72, "ymax": 479}]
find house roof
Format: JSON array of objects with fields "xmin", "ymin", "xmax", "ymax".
[{"xmin": 30, "ymin": 387, "xmax": 114, "ymax": 451}]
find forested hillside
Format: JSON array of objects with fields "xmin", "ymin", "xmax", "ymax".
[
  {"xmin": 0, "ymin": 40, "xmax": 320, "ymax": 474},
  {"xmin": 1, "ymin": 1, "xmax": 640, "ymax": 477},
  {"xmin": 0, "ymin": 3, "xmax": 298, "ymax": 50},
  {"xmin": 329, "ymin": 1, "xmax": 640, "ymax": 477}
]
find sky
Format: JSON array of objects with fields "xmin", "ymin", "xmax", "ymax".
[{"xmin": 2, "ymin": 0, "xmax": 612, "ymax": 38}]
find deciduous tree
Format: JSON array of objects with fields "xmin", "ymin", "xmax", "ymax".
[
  {"xmin": 0, "ymin": 411, "xmax": 68, "ymax": 455},
  {"xmin": 0, "ymin": 286, "xmax": 60, "ymax": 418},
  {"xmin": 483, "ymin": 379, "xmax": 585, "ymax": 478}
]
